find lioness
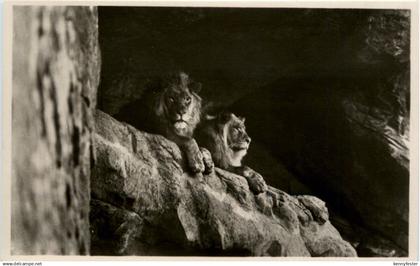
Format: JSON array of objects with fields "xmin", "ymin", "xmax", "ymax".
[
  {"xmin": 115, "ymin": 72, "xmax": 213, "ymax": 174},
  {"xmin": 196, "ymin": 112, "xmax": 267, "ymax": 194}
]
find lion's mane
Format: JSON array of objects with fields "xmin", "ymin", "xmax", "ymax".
[
  {"xmin": 196, "ymin": 112, "xmax": 249, "ymax": 170},
  {"xmin": 115, "ymin": 72, "xmax": 202, "ymax": 140}
]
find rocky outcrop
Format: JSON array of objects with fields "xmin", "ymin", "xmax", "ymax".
[
  {"xmin": 12, "ymin": 6, "xmax": 100, "ymax": 254},
  {"xmin": 90, "ymin": 110, "xmax": 356, "ymax": 256}
]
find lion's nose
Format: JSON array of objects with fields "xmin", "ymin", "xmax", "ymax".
[
  {"xmin": 177, "ymin": 108, "xmax": 187, "ymax": 116},
  {"xmin": 177, "ymin": 111, "xmax": 186, "ymax": 117},
  {"xmin": 245, "ymin": 136, "xmax": 251, "ymax": 144}
]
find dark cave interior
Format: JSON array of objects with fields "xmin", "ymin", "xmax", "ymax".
[{"xmin": 96, "ymin": 7, "xmax": 410, "ymax": 256}]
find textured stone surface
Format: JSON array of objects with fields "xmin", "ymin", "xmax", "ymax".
[
  {"xmin": 90, "ymin": 110, "xmax": 356, "ymax": 257},
  {"xmin": 12, "ymin": 6, "xmax": 100, "ymax": 255}
]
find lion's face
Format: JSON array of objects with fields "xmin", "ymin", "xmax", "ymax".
[
  {"xmin": 155, "ymin": 72, "xmax": 202, "ymax": 138},
  {"xmin": 220, "ymin": 113, "xmax": 251, "ymax": 167}
]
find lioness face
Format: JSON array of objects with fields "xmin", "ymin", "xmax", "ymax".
[
  {"xmin": 160, "ymin": 72, "xmax": 202, "ymax": 137},
  {"xmin": 222, "ymin": 113, "xmax": 251, "ymax": 167}
]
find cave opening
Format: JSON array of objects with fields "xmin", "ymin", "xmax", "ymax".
[{"xmin": 96, "ymin": 6, "xmax": 410, "ymax": 257}]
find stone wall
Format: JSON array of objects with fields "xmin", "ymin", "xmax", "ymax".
[{"xmin": 12, "ymin": 6, "xmax": 100, "ymax": 255}]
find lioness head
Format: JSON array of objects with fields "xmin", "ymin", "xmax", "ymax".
[
  {"xmin": 154, "ymin": 72, "xmax": 202, "ymax": 138},
  {"xmin": 218, "ymin": 112, "xmax": 251, "ymax": 167}
]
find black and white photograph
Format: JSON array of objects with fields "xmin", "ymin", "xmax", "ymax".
[{"xmin": 4, "ymin": 1, "xmax": 418, "ymax": 261}]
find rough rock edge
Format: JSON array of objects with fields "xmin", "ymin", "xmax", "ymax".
[{"xmin": 90, "ymin": 110, "xmax": 357, "ymax": 257}]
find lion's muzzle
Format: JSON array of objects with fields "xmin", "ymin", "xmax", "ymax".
[{"xmin": 230, "ymin": 142, "xmax": 249, "ymax": 152}]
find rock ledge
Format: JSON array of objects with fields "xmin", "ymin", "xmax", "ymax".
[{"xmin": 90, "ymin": 110, "xmax": 356, "ymax": 257}]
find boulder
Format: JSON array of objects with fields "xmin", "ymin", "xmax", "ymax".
[
  {"xmin": 12, "ymin": 7, "xmax": 100, "ymax": 254},
  {"xmin": 90, "ymin": 110, "xmax": 356, "ymax": 257}
]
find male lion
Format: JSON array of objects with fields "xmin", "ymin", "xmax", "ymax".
[
  {"xmin": 196, "ymin": 112, "xmax": 267, "ymax": 194},
  {"xmin": 115, "ymin": 72, "xmax": 213, "ymax": 174}
]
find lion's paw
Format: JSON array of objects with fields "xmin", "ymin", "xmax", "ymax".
[
  {"xmin": 246, "ymin": 169, "xmax": 268, "ymax": 195},
  {"xmin": 200, "ymin": 147, "xmax": 214, "ymax": 174},
  {"xmin": 187, "ymin": 148, "xmax": 205, "ymax": 174}
]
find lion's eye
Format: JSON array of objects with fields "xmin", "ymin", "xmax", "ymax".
[{"xmin": 168, "ymin": 97, "xmax": 175, "ymax": 103}]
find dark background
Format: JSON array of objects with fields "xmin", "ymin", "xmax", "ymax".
[{"xmin": 97, "ymin": 7, "xmax": 410, "ymax": 257}]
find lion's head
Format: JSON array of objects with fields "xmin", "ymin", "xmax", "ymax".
[
  {"xmin": 220, "ymin": 112, "xmax": 251, "ymax": 167},
  {"xmin": 154, "ymin": 72, "xmax": 202, "ymax": 138},
  {"xmin": 198, "ymin": 112, "xmax": 251, "ymax": 169}
]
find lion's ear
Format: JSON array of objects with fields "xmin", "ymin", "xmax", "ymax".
[
  {"xmin": 218, "ymin": 112, "xmax": 232, "ymax": 125},
  {"xmin": 204, "ymin": 114, "xmax": 217, "ymax": 120},
  {"xmin": 239, "ymin": 117, "xmax": 246, "ymax": 123},
  {"xmin": 189, "ymin": 81, "xmax": 202, "ymax": 93}
]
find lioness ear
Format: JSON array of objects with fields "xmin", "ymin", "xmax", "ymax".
[
  {"xmin": 204, "ymin": 114, "xmax": 217, "ymax": 120},
  {"xmin": 189, "ymin": 81, "xmax": 202, "ymax": 93},
  {"xmin": 218, "ymin": 112, "xmax": 232, "ymax": 125}
]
